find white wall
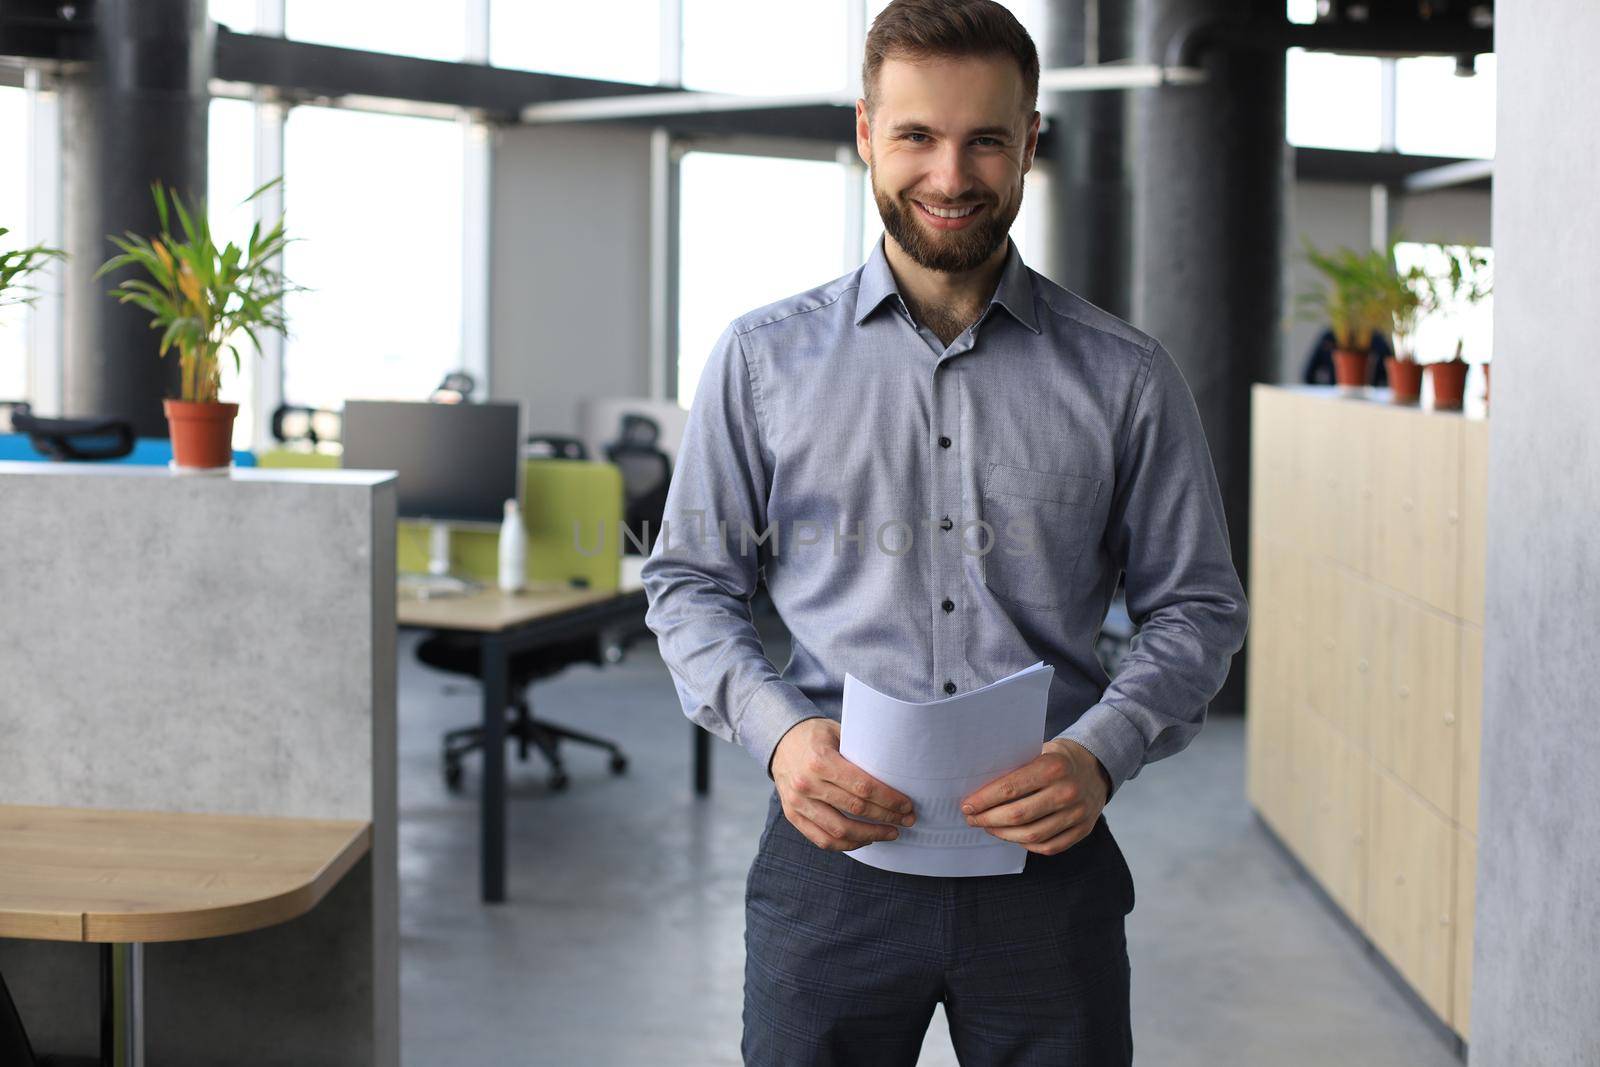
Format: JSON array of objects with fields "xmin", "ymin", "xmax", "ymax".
[
  {"xmin": 489, "ymin": 123, "xmax": 655, "ymax": 439},
  {"xmin": 1473, "ymin": 2, "xmax": 1600, "ymax": 1060}
]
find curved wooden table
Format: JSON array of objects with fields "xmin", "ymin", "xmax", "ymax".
[{"xmin": 0, "ymin": 805, "xmax": 371, "ymax": 1066}]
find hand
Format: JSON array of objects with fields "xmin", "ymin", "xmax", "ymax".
[
  {"xmin": 770, "ymin": 717, "xmax": 916, "ymax": 852},
  {"xmin": 960, "ymin": 739, "xmax": 1111, "ymax": 856}
]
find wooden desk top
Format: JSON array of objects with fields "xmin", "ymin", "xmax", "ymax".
[
  {"xmin": 397, "ymin": 576, "xmax": 646, "ymax": 634},
  {"xmin": 0, "ymin": 806, "xmax": 371, "ymax": 944}
]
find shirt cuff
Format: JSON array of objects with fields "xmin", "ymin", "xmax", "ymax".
[
  {"xmin": 735, "ymin": 679, "xmax": 825, "ymax": 777},
  {"xmin": 1054, "ymin": 702, "xmax": 1145, "ymax": 801}
]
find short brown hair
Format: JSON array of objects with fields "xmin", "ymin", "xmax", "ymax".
[{"xmin": 862, "ymin": 0, "xmax": 1040, "ymax": 115}]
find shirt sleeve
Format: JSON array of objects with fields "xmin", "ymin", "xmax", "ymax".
[
  {"xmin": 1055, "ymin": 342, "xmax": 1250, "ymax": 800},
  {"xmin": 640, "ymin": 323, "xmax": 824, "ymax": 775}
]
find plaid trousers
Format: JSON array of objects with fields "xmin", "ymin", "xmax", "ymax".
[{"xmin": 743, "ymin": 790, "xmax": 1136, "ymax": 1066}]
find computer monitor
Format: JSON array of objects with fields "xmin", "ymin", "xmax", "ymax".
[{"xmin": 341, "ymin": 399, "xmax": 522, "ymax": 578}]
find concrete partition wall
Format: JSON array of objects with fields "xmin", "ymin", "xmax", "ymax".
[
  {"xmin": 0, "ymin": 463, "xmax": 397, "ymax": 1066},
  {"xmin": 1473, "ymin": 3, "xmax": 1600, "ymax": 1062}
]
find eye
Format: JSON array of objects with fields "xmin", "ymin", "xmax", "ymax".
[
  {"xmin": 906, "ymin": 132, "xmax": 930, "ymax": 143},
  {"xmin": 973, "ymin": 137, "xmax": 1001, "ymax": 147}
]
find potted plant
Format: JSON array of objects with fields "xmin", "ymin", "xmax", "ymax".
[
  {"xmin": 0, "ymin": 226, "xmax": 66, "ymax": 321},
  {"xmin": 1380, "ymin": 244, "xmax": 1433, "ymax": 405},
  {"xmin": 95, "ymin": 179, "xmax": 293, "ymax": 469},
  {"xmin": 1298, "ymin": 238, "xmax": 1383, "ymax": 392},
  {"xmin": 1424, "ymin": 243, "xmax": 1491, "ymax": 411}
]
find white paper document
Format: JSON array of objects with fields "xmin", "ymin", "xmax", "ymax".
[{"xmin": 838, "ymin": 661, "xmax": 1054, "ymax": 878}]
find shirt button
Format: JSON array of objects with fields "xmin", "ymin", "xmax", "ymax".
[
  {"xmin": 938, "ymin": 436, "xmax": 951, "ymax": 448},
  {"xmin": 944, "ymin": 680, "xmax": 957, "ymax": 695},
  {"xmin": 941, "ymin": 598, "xmax": 954, "ymax": 613},
  {"xmin": 939, "ymin": 516, "xmax": 953, "ymax": 531}
]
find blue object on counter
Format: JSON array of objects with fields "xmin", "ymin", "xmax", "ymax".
[{"xmin": 0, "ymin": 433, "xmax": 259, "ymax": 467}]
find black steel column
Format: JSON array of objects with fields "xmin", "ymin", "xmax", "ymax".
[
  {"xmin": 1040, "ymin": 0, "xmax": 1135, "ymax": 321},
  {"xmin": 62, "ymin": 0, "xmax": 209, "ymax": 436},
  {"xmin": 1131, "ymin": 0, "xmax": 1285, "ymax": 712}
]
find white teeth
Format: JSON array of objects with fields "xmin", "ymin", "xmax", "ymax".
[{"xmin": 919, "ymin": 201, "xmax": 978, "ymax": 219}]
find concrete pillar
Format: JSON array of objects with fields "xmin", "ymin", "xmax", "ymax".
[
  {"xmin": 1039, "ymin": 0, "xmax": 1136, "ymax": 321},
  {"xmin": 1130, "ymin": 0, "xmax": 1286, "ymax": 712},
  {"xmin": 1474, "ymin": 1, "xmax": 1600, "ymax": 1057},
  {"xmin": 62, "ymin": 0, "xmax": 210, "ymax": 436}
]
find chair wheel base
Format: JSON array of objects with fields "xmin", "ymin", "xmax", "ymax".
[
  {"xmin": 548, "ymin": 770, "xmax": 571, "ymax": 792},
  {"xmin": 609, "ymin": 754, "xmax": 628, "ymax": 775}
]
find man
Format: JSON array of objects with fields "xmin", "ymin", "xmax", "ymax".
[{"xmin": 641, "ymin": 1, "xmax": 1248, "ymax": 1062}]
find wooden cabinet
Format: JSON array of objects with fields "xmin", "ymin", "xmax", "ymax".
[
  {"xmin": 1366, "ymin": 761, "xmax": 1457, "ymax": 1024},
  {"xmin": 1454, "ymin": 828, "xmax": 1477, "ymax": 1040},
  {"xmin": 1247, "ymin": 385, "xmax": 1486, "ymax": 1039},
  {"xmin": 1459, "ymin": 422, "xmax": 1489, "ymax": 625},
  {"xmin": 1458, "ymin": 625, "xmax": 1483, "ymax": 837},
  {"xmin": 1373, "ymin": 591, "xmax": 1459, "ymax": 820},
  {"xmin": 1369, "ymin": 404, "xmax": 1463, "ymax": 616}
]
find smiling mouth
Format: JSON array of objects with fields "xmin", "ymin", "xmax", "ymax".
[{"xmin": 913, "ymin": 200, "xmax": 982, "ymax": 219}]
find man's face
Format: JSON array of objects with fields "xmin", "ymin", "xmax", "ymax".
[{"xmin": 857, "ymin": 53, "xmax": 1039, "ymax": 274}]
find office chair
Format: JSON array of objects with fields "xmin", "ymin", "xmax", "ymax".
[
  {"xmin": 10, "ymin": 404, "xmax": 136, "ymax": 461},
  {"xmin": 525, "ymin": 433, "xmax": 589, "ymax": 460},
  {"xmin": 409, "ymin": 458, "xmax": 633, "ymax": 792},
  {"xmin": 604, "ymin": 413, "xmax": 672, "ymax": 555},
  {"xmin": 418, "ymin": 631, "xmax": 628, "ymax": 792},
  {"xmin": 430, "ymin": 370, "xmax": 477, "ymax": 404},
  {"xmin": 270, "ymin": 403, "xmax": 342, "ymax": 447}
]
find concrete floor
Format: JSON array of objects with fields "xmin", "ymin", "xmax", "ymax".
[{"xmin": 397, "ymin": 616, "xmax": 1466, "ymax": 1066}]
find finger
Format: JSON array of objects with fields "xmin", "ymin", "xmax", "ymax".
[
  {"xmin": 966, "ymin": 784, "xmax": 1070, "ymax": 829},
  {"xmin": 799, "ymin": 798, "xmax": 901, "ymax": 848},
  {"xmin": 961, "ymin": 756, "xmax": 1055, "ymax": 816},
  {"xmin": 784, "ymin": 809, "xmax": 838, "ymax": 851},
  {"xmin": 979, "ymin": 807, "xmax": 1079, "ymax": 848},
  {"xmin": 820, "ymin": 751, "xmax": 915, "ymax": 815},
  {"xmin": 1024, "ymin": 817, "xmax": 1097, "ymax": 856},
  {"xmin": 813, "ymin": 780, "xmax": 915, "ymax": 827}
]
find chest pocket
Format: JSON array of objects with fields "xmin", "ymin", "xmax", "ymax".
[{"xmin": 979, "ymin": 462, "xmax": 1101, "ymax": 610}]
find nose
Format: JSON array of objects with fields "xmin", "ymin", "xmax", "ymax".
[{"xmin": 924, "ymin": 141, "xmax": 976, "ymax": 202}]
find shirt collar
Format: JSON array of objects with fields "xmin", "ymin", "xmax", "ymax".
[{"xmin": 852, "ymin": 235, "xmax": 1041, "ymax": 335}]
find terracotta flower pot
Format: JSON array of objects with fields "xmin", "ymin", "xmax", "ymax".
[
  {"xmin": 1427, "ymin": 359, "xmax": 1469, "ymax": 411},
  {"xmin": 164, "ymin": 399, "xmax": 238, "ymax": 469},
  {"xmin": 1385, "ymin": 357, "xmax": 1423, "ymax": 404},
  {"xmin": 1332, "ymin": 349, "xmax": 1372, "ymax": 390}
]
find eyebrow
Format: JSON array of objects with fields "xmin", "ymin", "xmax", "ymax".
[{"xmin": 888, "ymin": 122, "xmax": 1014, "ymax": 138}]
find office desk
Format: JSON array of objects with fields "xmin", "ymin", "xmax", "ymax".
[
  {"xmin": 399, "ymin": 579, "xmax": 706, "ymax": 904},
  {"xmin": 0, "ymin": 805, "xmax": 371, "ymax": 1067}
]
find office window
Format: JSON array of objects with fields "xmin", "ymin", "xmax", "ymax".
[
  {"xmin": 677, "ymin": 152, "xmax": 846, "ymax": 407},
  {"xmin": 1394, "ymin": 242, "xmax": 1493, "ymax": 364},
  {"xmin": 0, "ymin": 86, "xmax": 30, "ymax": 403},
  {"xmin": 1286, "ymin": 0, "xmax": 1316, "ymax": 23},
  {"xmin": 860, "ymin": 161, "xmax": 1051, "ymax": 268},
  {"xmin": 281, "ymin": 105, "xmax": 465, "ymax": 410},
  {"xmin": 1286, "ymin": 48, "xmax": 1383, "ymax": 151},
  {"xmin": 285, "ymin": 0, "xmax": 467, "ymax": 61},
  {"xmin": 208, "ymin": 0, "xmax": 258, "ymax": 33},
  {"xmin": 209, "ymin": 97, "xmax": 259, "ymax": 448},
  {"xmin": 864, "ymin": 0, "xmax": 1046, "ymax": 45},
  {"xmin": 1396, "ymin": 54, "xmax": 1496, "ymax": 159},
  {"xmin": 491, "ymin": 0, "xmax": 660, "ymax": 84},
  {"xmin": 682, "ymin": 0, "xmax": 850, "ymax": 94}
]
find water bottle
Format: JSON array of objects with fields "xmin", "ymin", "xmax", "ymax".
[{"xmin": 498, "ymin": 498, "xmax": 526, "ymax": 594}]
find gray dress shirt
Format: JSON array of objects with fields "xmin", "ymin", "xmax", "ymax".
[{"xmin": 641, "ymin": 236, "xmax": 1248, "ymax": 800}]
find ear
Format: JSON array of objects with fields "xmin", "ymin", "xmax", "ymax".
[
  {"xmin": 1021, "ymin": 110, "xmax": 1041, "ymax": 174},
  {"xmin": 855, "ymin": 98, "xmax": 873, "ymax": 168}
]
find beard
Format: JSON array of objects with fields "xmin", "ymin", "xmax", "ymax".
[{"xmin": 871, "ymin": 168, "xmax": 1023, "ymax": 274}]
